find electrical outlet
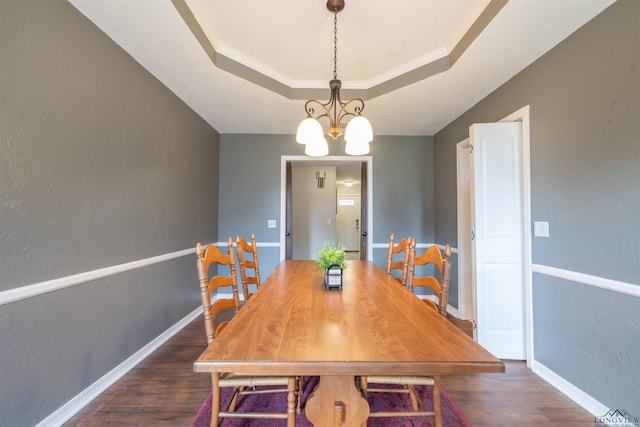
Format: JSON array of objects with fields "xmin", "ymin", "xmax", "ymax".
[{"xmin": 534, "ymin": 221, "xmax": 549, "ymax": 237}]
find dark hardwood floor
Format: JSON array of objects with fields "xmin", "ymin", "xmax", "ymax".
[{"xmin": 64, "ymin": 313, "xmax": 598, "ymax": 427}]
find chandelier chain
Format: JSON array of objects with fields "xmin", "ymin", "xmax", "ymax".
[
  {"xmin": 333, "ymin": 9, "xmax": 338, "ymax": 79},
  {"xmin": 296, "ymin": 0, "xmax": 371, "ymax": 154}
]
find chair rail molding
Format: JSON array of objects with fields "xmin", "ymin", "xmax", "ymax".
[
  {"xmin": 373, "ymin": 242, "xmax": 459, "ymax": 254},
  {"xmin": 0, "ymin": 243, "xmax": 215, "ymax": 306},
  {"xmin": 531, "ymin": 264, "xmax": 639, "ymax": 298}
]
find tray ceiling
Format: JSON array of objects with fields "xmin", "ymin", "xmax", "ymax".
[{"xmin": 69, "ymin": 0, "xmax": 615, "ymax": 136}]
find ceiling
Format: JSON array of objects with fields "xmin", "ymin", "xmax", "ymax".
[{"xmin": 68, "ymin": 0, "xmax": 614, "ymax": 138}]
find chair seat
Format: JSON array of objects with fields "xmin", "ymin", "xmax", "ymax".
[
  {"xmin": 220, "ymin": 373, "xmax": 293, "ymax": 388},
  {"xmin": 365, "ymin": 375, "xmax": 435, "ymax": 386}
]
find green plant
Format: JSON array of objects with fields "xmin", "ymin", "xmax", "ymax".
[{"xmin": 316, "ymin": 241, "xmax": 347, "ymax": 270}]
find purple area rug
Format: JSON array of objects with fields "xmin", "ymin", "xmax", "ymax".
[{"xmin": 191, "ymin": 376, "xmax": 471, "ymax": 426}]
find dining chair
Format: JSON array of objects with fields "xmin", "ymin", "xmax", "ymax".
[
  {"xmin": 236, "ymin": 233, "xmax": 261, "ymax": 301},
  {"xmin": 195, "ymin": 239, "xmax": 299, "ymax": 426},
  {"xmin": 360, "ymin": 239, "xmax": 452, "ymax": 426},
  {"xmin": 386, "ymin": 233, "xmax": 411, "ymax": 286},
  {"xmin": 407, "ymin": 238, "xmax": 452, "ymax": 316},
  {"xmin": 236, "ymin": 233, "xmax": 307, "ymax": 414},
  {"xmin": 195, "ymin": 239, "xmax": 241, "ymax": 342}
]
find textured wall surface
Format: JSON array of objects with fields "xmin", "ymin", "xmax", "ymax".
[
  {"xmin": 0, "ymin": 0, "xmax": 220, "ymax": 425},
  {"xmin": 433, "ymin": 0, "xmax": 639, "ymax": 412},
  {"xmin": 533, "ymin": 274, "xmax": 640, "ymax": 411},
  {"xmin": 218, "ymin": 134, "xmax": 436, "ymax": 280}
]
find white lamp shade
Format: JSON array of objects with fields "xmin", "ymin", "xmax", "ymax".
[
  {"xmin": 344, "ymin": 116, "xmax": 372, "ymax": 155},
  {"xmin": 296, "ymin": 117, "xmax": 323, "ymax": 145},
  {"xmin": 304, "ymin": 136, "xmax": 329, "ymax": 157},
  {"xmin": 345, "ymin": 139, "xmax": 370, "ymax": 155},
  {"xmin": 345, "ymin": 116, "xmax": 373, "ymax": 143}
]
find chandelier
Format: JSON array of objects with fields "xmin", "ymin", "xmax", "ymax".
[{"xmin": 296, "ymin": 0, "xmax": 373, "ymax": 157}]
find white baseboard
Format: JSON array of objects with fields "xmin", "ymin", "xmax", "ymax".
[
  {"xmin": 531, "ymin": 360, "xmax": 608, "ymax": 418},
  {"xmin": 446, "ymin": 304, "xmax": 460, "ymax": 318},
  {"xmin": 36, "ymin": 307, "xmax": 203, "ymax": 427}
]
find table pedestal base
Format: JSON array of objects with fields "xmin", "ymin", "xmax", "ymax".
[{"xmin": 305, "ymin": 375, "xmax": 370, "ymax": 426}]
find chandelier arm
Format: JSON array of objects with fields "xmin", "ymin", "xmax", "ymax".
[
  {"xmin": 304, "ymin": 98, "xmax": 365, "ymax": 141},
  {"xmin": 303, "ymin": 82, "xmax": 341, "ymax": 131},
  {"xmin": 335, "ymin": 97, "xmax": 366, "ymax": 124},
  {"xmin": 303, "ymin": 99, "xmax": 330, "ymax": 118}
]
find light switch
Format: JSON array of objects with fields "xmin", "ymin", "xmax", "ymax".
[
  {"xmin": 534, "ymin": 221, "xmax": 549, "ymax": 237},
  {"xmin": 267, "ymin": 219, "xmax": 276, "ymax": 229},
  {"xmin": 326, "ymin": 218, "xmax": 332, "ymax": 225}
]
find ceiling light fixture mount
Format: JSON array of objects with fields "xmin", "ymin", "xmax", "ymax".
[{"xmin": 296, "ymin": 0, "xmax": 373, "ymax": 157}]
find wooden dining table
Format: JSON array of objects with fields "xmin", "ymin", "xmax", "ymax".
[{"xmin": 194, "ymin": 260, "xmax": 504, "ymax": 426}]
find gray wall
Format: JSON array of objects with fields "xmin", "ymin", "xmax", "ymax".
[
  {"xmin": 434, "ymin": 0, "xmax": 639, "ymax": 412},
  {"xmin": 219, "ymin": 134, "xmax": 436, "ymax": 281},
  {"xmin": 0, "ymin": 1, "xmax": 219, "ymax": 425},
  {"xmin": 292, "ymin": 164, "xmax": 337, "ymax": 259},
  {"xmin": 7, "ymin": 0, "xmax": 634, "ymax": 423}
]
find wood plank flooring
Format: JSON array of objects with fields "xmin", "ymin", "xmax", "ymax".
[{"xmin": 64, "ymin": 314, "xmax": 598, "ymax": 426}]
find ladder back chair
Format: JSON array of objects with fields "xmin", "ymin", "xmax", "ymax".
[
  {"xmin": 386, "ymin": 233, "xmax": 411, "ymax": 286},
  {"xmin": 408, "ymin": 239, "xmax": 453, "ymax": 316},
  {"xmin": 196, "ymin": 239, "xmax": 241, "ymax": 341},
  {"xmin": 360, "ymin": 239, "xmax": 452, "ymax": 427},
  {"xmin": 195, "ymin": 238, "xmax": 299, "ymax": 427},
  {"xmin": 236, "ymin": 233, "xmax": 261, "ymax": 301},
  {"xmin": 237, "ymin": 233, "xmax": 305, "ymax": 414}
]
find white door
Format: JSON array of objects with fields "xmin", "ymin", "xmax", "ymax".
[
  {"xmin": 336, "ymin": 195, "xmax": 360, "ymax": 251},
  {"xmin": 470, "ymin": 122, "xmax": 525, "ymax": 360}
]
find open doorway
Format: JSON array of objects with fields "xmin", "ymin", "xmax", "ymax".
[{"xmin": 280, "ymin": 156, "xmax": 372, "ymax": 261}]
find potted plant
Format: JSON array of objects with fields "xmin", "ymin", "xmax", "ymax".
[{"xmin": 316, "ymin": 242, "xmax": 347, "ymax": 290}]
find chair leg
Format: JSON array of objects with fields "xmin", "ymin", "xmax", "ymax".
[
  {"xmin": 296, "ymin": 376, "xmax": 303, "ymax": 414},
  {"xmin": 227, "ymin": 386, "xmax": 242, "ymax": 413},
  {"xmin": 359, "ymin": 376, "xmax": 368, "ymax": 397},
  {"xmin": 287, "ymin": 377, "xmax": 297, "ymax": 427},
  {"xmin": 407, "ymin": 384, "xmax": 420, "ymax": 411},
  {"xmin": 210, "ymin": 373, "xmax": 221, "ymax": 427},
  {"xmin": 432, "ymin": 377, "xmax": 442, "ymax": 427}
]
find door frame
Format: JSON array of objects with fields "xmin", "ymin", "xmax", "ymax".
[
  {"xmin": 456, "ymin": 138, "xmax": 473, "ymax": 320},
  {"xmin": 456, "ymin": 105, "xmax": 533, "ymax": 365},
  {"xmin": 280, "ymin": 156, "xmax": 373, "ymax": 261}
]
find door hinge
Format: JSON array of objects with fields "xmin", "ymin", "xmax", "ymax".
[
  {"xmin": 469, "ymin": 144, "xmax": 474, "ymax": 154},
  {"xmin": 472, "ymin": 320, "xmax": 478, "ymax": 330},
  {"xmin": 471, "ymin": 230, "xmax": 475, "ymax": 240}
]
